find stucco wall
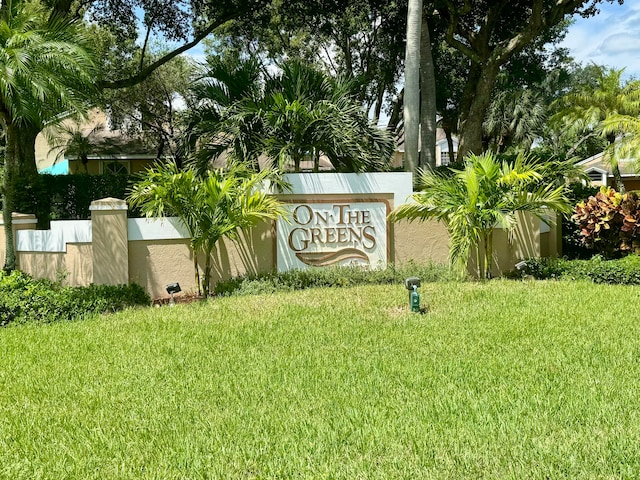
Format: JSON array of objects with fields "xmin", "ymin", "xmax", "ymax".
[
  {"xmin": 129, "ymin": 222, "xmax": 274, "ymax": 298},
  {"xmin": 392, "ymin": 219, "xmax": 450, "ymax": 265},
  {"xmin": 19, "ymin": 244, "xmax": 93, "ymax": 286}
]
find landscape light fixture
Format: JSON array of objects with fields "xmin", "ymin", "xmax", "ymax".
[
  {"xmin": 404, "ymin": 277, "xmax": 421, "ymax": 313},
  {"xmin": 165, "ymin": 282, "xmax": 181, "ymax": 305}
]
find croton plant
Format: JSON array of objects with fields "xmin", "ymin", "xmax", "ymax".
[{"xmin": 573, "ymin": 186, "xmax": 640, "ymax": 257}]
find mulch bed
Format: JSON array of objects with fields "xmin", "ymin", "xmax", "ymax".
[{"xmin": 151, "ymin": 293, "xmax": 206, "ymax": 306}]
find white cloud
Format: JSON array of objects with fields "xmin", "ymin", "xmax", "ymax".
[
  {"xmin": 560, "ymin": 2, "xmax": 640, "ymax": 78},
  {"xmin": 595, "ymin": 33, "xmax": 640, "ymax": 56}
]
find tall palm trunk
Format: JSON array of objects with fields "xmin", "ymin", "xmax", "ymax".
[
  {"xmin": 16, "ymin": 122, "xmax": 39, "ymax": 180},
  {"xmin": 203, "ymin": 252, "xmax": 212, "ymax": 297},
  {"xmin": 403, "ymin": 0, "xmax": 422, "ymax": 174},
  {"xmin": 2, "ymin": 121, "xmax": 46, "ymax": 271},
  {"xmin": 607, "ymin": 134, "xmax": 626, "ymax": 194},
  {"xmin": 2, "ymin": 121, "xmax": 20, "ymax": 271},
  {"xmin": 192, "ymin": 248, "xmax": 201, "ymax": 297},
  {"xmin": 484, "ymin": 230, "xmax": 493, "ymax": 280},
  {"xmin": 612, "ymin": 162, "xmax": 625, "ymax": 194},
  {"xmin": 419, "ymin": 10, "xmax": 436, "ymax": 170}
]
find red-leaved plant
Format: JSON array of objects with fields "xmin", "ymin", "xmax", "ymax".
[{"xmin": 572, "ymin": 187, "xmax": 640, "ymax": 257}]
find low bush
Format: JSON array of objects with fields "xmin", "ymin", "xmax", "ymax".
[
  {"xmin": 214, "ymin": 262, "xmax": 458, "ymax": 296},
  {"xmin": 519, "ymin": 255, "xmax": 640, "ymax": 285},
  {"xmin": 0, "ymin": 271, "xmax": 150, "ymax": 325}
]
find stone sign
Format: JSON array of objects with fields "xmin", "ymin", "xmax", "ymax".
[{"xmin": 277, "ymin": 201, "xmax": 388, "ymax": 272}]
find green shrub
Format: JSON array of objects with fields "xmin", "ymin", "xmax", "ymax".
[
  {"xmin": 562, "ymin": 182, "xmax": 600, "ymax": 259},
  {"xmin": 10, "ymin": 173, "xmax": 141, "ymax": 228},
  {"xmin": 214, "ymin": 262, "xmax": 458, "ymax": 296},
  {"xmin": 0, "ymin": 271, "xmax": 150, "ymax": 325},
  {"xmin": 519, "ymin": 255, "xmax": 640, "ymax": 285}
]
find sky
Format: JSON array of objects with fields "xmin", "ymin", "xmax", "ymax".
[{"xmin": 561, "ymin": 1, "xmax": 640, "ymax": 79}]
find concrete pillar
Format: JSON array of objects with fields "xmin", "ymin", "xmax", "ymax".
[
  {"xmin": 0, "ymin": 213, "xmax": 37, "ymax": 268},
  {"xmin": 90, "ymin": 197, "xmax": 128, "ymax": 285}
]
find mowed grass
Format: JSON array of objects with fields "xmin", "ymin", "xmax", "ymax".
[{"xmin": 1, "ymin": 280, "xmax": 640, "ymax": 479}]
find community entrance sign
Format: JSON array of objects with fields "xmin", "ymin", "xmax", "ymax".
[{"xmin": 276, "ymin": 201, "xmax": 388, "ymax": 272}]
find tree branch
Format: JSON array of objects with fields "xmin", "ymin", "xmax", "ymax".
[{"xmin": 98, "ymin": 10, "xmax": 241, "ymax": 90}]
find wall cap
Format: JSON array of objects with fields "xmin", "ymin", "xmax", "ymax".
[
  {"xmin": 90, "ymin": 197, "xmax": 128, "ymax": 211},
  {"xmin": 0, "ymin": 213, "xmax": 38, "ymax": 226}
]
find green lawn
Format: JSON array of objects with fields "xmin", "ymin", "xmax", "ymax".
[{"xmin": 1, "ymin": 280, "xmax": 639, "ymax": 479}]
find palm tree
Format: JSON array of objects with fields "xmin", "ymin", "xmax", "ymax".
[
  {"xmin": 484, "ymin": 88, "xmax": 546, "ymax": 154},
  {"xmin": 128, "ymin": 162, "xmax": 288, "ymax": 296},
  {"xmin": 183, "ymin": 57, "xmax": 264, "ymax": 173},
  {"xmin": 601, "ymin": 114, "xmax": 640, "ymax": 173},
  {"xmin": 0, "ymin": 0, "xmax": 96, "ymax": 270},
  {"xmin": 184, "ymin": 58, "xmax": 394, "ymax": 175},
  {"xmin": 47, "ymin": 123, "xmax": 107, "ymax": 173},
  {"xmin": 388, "ymin": 152, "xmax": 570, "ymax": 279},
  {"xmin": 259, "ymin": 62, "xmax": 393, "ymax": 173},
  {"xmin": 551, "ymin": 67, "xmax": 640, "ymax": 194}
]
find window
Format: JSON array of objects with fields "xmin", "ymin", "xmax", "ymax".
[
  {"xmin": 440, "ymin": 151, "xmax": 456, "ymax": 166},
  {"xmin": 103, "ymin": 160, "xmax": 130, "ymax": 174}
]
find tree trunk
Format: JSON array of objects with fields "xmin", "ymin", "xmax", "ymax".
[
  {"xmin": 457, "ymin": 60, "xmax": 500, "ymax": 160},
  {"xmin": 403, "ymin": 0, "xmax": 422, "ymax": 174},
  {"xmin": 372, "ymin": 82, "xmax": 385, "ymax": 126},
  {"xmin": 192, "ymin": 249, "xmax": 201, "ymax": 297},
  {"xmin": 15, "ymin": 122, "xmax": 39, "ymax": 180},
  {"xmin": 445, "ymin": 129, "xmax": 455, "ymax": 165},
  {"xmin": 612, "ymin": 162, "xmax": 625, "ymax": 194},
  {"xmin": 419, "ymin": 11, "xmax": 436, "ymax": 170},
  {"xmin": 484, "ymin": 229, "xmax": 493, "ymax": 280},
  {"xmin": 386, "ymin": 89, "xmax": 403, "ymax": 134},
  {"xmin": 2, "ymin": 122, "xmax": 20, "ymax": 271},
  {"xmin": 203, "ymin": 252, "xmax": 211, "ymax": 297},
  {"xmin": 607, "ymin": 136, "xmax": 626, "ymax": 194}
]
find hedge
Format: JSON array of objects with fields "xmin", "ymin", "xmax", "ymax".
[
  {"xmin": 0, "ymin": 271, "xmax": 150, "ymax": 325},
  {"xmin": 519, "ymin": 255, "xmax": 640, "ymax": 285},
  {"xmin": 11, "ymin": 173, "xmax": 140, "ymax": 228},
  {"xmin": 214, "ymin": 262, "xmax": 458, "ymax": 296}
]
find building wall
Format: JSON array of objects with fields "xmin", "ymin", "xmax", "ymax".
[
  {"xmin": 69, "ymin": 158, "xmax": 154, "ymax": 175},
  {"xmin": 128, "ymin": 222, "xmax": 275, "ymax": 299},
  {"xmin": 623, "ymin": 179, "xmax": 640, "ymax": 191}
]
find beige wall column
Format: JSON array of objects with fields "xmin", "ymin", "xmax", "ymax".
[
  {"xmin": 90, "ymin": 198, "xmax": 129, "ymax": 285},
  {"xmin": 0, "ymin": 213, "xmax": 38, "ymax": 268}
]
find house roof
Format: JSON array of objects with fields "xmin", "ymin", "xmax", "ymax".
[
  {"xmin": 577, "ymin": 151, "xmax": 639, "ymax": 177},
  {"xmin": 68, "ymin": 126, "xmax": 157, "ymax": 158}
]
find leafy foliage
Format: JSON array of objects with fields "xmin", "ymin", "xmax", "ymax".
[
  {"xmin": 0, "ymin": 0, "xmax": 97, "ymax": 270},
  {"xmin": 214, "ymin": 261, "xmax": 458, "ymax": 296},
  {"xmin": 388, "ymin": 152, "xmax": 570, "ymax": 279},
  {"xmin": 0, "ymin": 270, "xmax": 149, "ymax": 325},
  {"xmin": 572, "ymin": 187, "xmax": 640, "ymax": 258},
  {"xmin": 128, "ymin": 162, "xmax": 288, "ymax": 296},
  {"xmin": 551, "ymin": 66, "xmax": 640, "ymax": 192},
  {"xmin": 519, "ymin": 254, "xmax": 640, "ymax": 285},
  {"xmin": 10, "ymin": 173, "xmax": 138, "ymax": 228},
  {"xmin": 562, "ymin": 182, "xmax": 600, "ymax": 259},
  {"xmin": 184, "ymin": 58, "xmax": 394, "ymax": 173}
]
